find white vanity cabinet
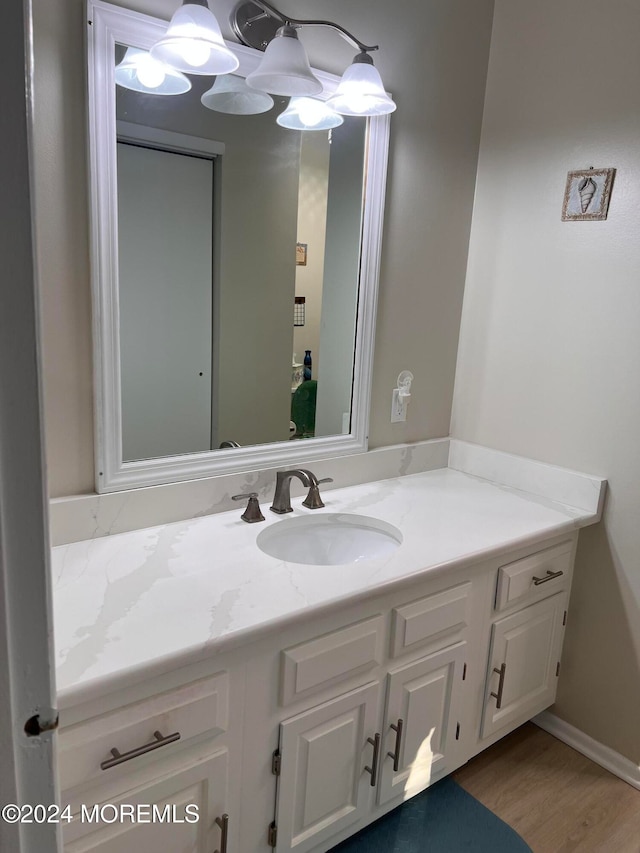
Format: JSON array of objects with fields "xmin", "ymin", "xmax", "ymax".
[
  {"xmin": 272, "ymin": 642, "xmax": 469, "ymax": 853},
  {"xmin": 58, "ymin": 665, "xmax": 245, "ymax": 853},
  {"xmin": 377, "ymin": 641, "xmax": 467, "ymax": 806},
  {"xmin": 479, "ymin": 540, "xmax": 573, "ymax": 744},
  {"xmin": 250, "ymin": 576, "xmax": 477, "ymax": 853},
  {"xmin": 57, "ymin": 532, "xmax": 577, "ymax": 853},
  {"xmin": 62, "ymin": 747, "xmax": 229, "ymax": 853},
  {"xmin": 481, "ymin": 593, "xmax": 567, "ymax": 740},
  {"xmin": 275, "ymin": 681, "xmax": 381, "ymax": 853}
]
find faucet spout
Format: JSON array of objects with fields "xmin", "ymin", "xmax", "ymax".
[{"xmin": 270, "ymin": 469, "xmax": 313, "ymax": 514}]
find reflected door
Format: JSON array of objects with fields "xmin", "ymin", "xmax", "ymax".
[{"xmin": 117, "ymin": 142, "xmax": 214, "ymax": 461}]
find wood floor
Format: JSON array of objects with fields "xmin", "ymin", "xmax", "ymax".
[{"xmin": 453, "ymin": 723, "xmax": 640, "ymax": 853}]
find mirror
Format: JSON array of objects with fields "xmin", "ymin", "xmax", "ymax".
[{"xmin": 88, "ymin": 1, "xmax": 390, "ymax": 491}]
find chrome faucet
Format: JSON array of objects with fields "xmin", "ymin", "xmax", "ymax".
[{"xmin": 270, "ymin": 469, "xmax": 333, "ymax": 514}]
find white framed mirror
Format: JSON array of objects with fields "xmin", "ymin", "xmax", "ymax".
[{"xmin": 87, "ymin": 0, "xmax": 390, "ymax": 492}]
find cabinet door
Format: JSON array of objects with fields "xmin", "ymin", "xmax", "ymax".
[
  {"xmin": 275, "ymin": 682, "xmax": 380, "ymax": 853},
  {"xmin": 482, "ymin": 593, "xmax": 565, "ymax": 739},
  {"xmin": 378, "ymin": 642, "xmax": 466, "ymax": 806},
  {"xmin": 63, "ymin": 748, "xmax": 229, "ymax": 853}
]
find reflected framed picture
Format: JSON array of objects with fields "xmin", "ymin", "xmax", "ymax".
[
  {"xmin": 296, "ymin": 242, "xmax": 307, "ymax": 265},
  {"xmin": 562, "ymin": 168, "xmax": 615, "ymax": 221}
]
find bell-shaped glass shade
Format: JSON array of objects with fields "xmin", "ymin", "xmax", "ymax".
[
  {"xmin": 246, "ymin": 26, "xmax": 322, "ymax": 97},
  {"xmin": 277, "ymin": 97, "xmax": 343, "ymax": 131},
  {"xmin": 201, "ymin": 74, "xmax": 274, "ymax": 114},
  {"xmin": 327, "ymin": 54, "xmax": 396, "ymax": 116},
  {"xmin": 115, "ymin": 47, "xmax": 191, "ymax": 95},
  {"xmin": 150, "ymin": 2, "xmax": 239, "ymax": 76}
]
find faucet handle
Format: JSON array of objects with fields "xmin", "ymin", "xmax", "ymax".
[
  {"xmin": 232, "ymin": 493, "xmax": 265, "ymax": 523},
  {"xmin": 302, "ymin": 477, "xmax": 333, "ymax": 510}
]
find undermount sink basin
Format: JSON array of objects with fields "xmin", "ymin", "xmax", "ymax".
[{"xmin": 256, "ymin": 513, "xmax": 402, "ymax": 566}]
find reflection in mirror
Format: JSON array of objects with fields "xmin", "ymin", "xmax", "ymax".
[
  {"xmin": 88, "ymin": 2, "xmax": 390, "ymax": 490},
  {"xmin": 116, "ymin": 62, "xmax": 366, "ymax": 461}
]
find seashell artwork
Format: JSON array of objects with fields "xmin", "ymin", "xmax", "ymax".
[
  {"xmin": 562, "ymin": 168, "xmax": 616, "ymax": 221},
  {"xmin": 578, "ymin": 176, "xmax": 596, "ymax": 212}
]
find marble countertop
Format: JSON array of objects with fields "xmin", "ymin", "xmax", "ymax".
[{"xmin": 51, "ymin": 467, "xmax": 600, "ymax": 708}]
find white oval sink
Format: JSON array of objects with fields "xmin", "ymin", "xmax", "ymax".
[{"xmin": 256, "ymin": 513, "xmax": 402, "ymax": 565}]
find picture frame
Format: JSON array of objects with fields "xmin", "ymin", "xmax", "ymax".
[
  {"xmin": 561, "ymin": 168, "xmax": 615, "ymax": 221},
  {"xmin": 296, "ymin": 242, "xmax": 308, "ymax": 265}
]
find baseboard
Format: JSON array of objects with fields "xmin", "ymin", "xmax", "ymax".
[{"xmin": 533, "ymin": 711, "xmax": 640, "ymax": 790}]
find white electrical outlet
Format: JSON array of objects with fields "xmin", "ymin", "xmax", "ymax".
[{"xmin": 391, "ymin": 389, "xmax": 407, "ymax": 423}]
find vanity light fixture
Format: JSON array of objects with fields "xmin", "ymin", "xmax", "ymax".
[
  {"xmin": 201, "ymin": 74, "xmax": 274, "ymax": 114},
  {"xmin": 150, "ymin": 0, "xmax": 240, "ymax": 76},
  {"xmin": 327, "ymin": 53, "xmax": 396, "ymax": 117},
  {"xmin": 246, "ymin": 24, "xmax": 322, "ymax": 96},
  {"xmin": 114, "ymin": 47, "xmax": 192, "ymax": 95},
  {"xmin": 232, "ymin": 0, "xmax": 396, "ymax": 115},
  {"xmin": 276, "ymin": 96, "xmax": 343, "ymax": 131}
]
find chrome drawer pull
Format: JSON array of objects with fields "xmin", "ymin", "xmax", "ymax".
[
  {"xmin": 490, "ymin": 663, "xmax": 506, "ymax": 709},
  {"xmin": 364, "ymin": 732, "xmax": 381, "ymax": 787},
  {"xmin": 532, "ymin": 569, "xmax": 564, "ymax": 586},
  {"xmin": 386, "ymin": 718, "xmax": 404, "ymax": 772},
  {"xmin": 215, "ymin": 813, "xmax": 229, "ymax": 853},
  {"xmin": 100, "ymin": 729, "xmax": 181, "ymax": 770}
]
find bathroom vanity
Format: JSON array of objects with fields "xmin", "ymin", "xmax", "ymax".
[{"xmin": 51, "ymin": 456, "xmax": 605, "ymax": 853}]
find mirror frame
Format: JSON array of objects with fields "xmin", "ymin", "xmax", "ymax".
[{"xmin": 87, "ymin": 0, "xmax": 390, "ymax": 492}]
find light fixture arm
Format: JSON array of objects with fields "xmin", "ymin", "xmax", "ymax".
[{"xmin": 238, "ymin": 0, "xmax": 378, "ymax": 53}]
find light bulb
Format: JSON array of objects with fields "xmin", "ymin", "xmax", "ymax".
[
  {"xmin": 296, "ymin": 100, "xmax": 324, "ymax": 127},
  {"xmin": 135, "ymin": 54, "xmax": 166, "ymax": 89},
  {"xmin": 150, "ymin": 3, "xmax": 239, "ymax": 76},
  {"xmin": 336, "ymin": 87, "xmax": 369, "ymax": 115},
  {"xmin": 114, "ymin": 47, "xmax": 191, "ymax": 95},
  {"xmin": 328, "ymin": 52, "xmax": 396, "ymax": 117},
  {"xmin": 277, "ymin": 96, "xmax": 343, "ymax": 131},
  {"xmin": 177, "ymin": 39, "xmax": 210, "ymax": 68}
]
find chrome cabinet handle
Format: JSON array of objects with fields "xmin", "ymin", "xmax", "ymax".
[
  {"xmin": 490, "ymin": 663, "xmax": 507, "ymax": 709},
  {"xmin": 364, "ymin": 733, "xmax": 381, "ymax": 787},
  {"xmin": 214, "ymin": 813, "xmax": 229, "ymax": 853},
  {"xmin": 100, "ymin": 729, "xmax": 181, "ymax": 770},
  {"xmin": 386, "ymin": 718, "xmax": 404, "ymax": 772},
  {"xmin": 532, "ymin": 569, "xmax": 564, "ymax": 586}
]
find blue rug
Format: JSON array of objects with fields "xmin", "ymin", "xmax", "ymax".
[{"xmin": 329, "ymin": 777, "xmax": 532, "ymax": 852}]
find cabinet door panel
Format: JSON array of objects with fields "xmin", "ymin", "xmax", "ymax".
[
  {"xmin": 64, "ymin": 748, "xmax": 228, "ymax": 853},
  {"xmin": 378, "ymin": 643, "xmax": 466, "ymax": 806},
  {"xmin": 276, "ymin": 682, "xmax": 379, "ymax": 852},
  {"xmin": 482, "ymin": 593, "xmax": 565, "ymax": 739}
]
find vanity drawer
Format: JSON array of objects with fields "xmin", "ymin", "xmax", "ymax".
[
  {"xmin": 280, "ymin": 615, "xmax": 384, "ymax": 706},
  {"xmin": 390, "ymin": 582, "xmax": 472, "ymax": 658},
  {"xmin": 58, "ymin": 672, "xmax": 228, "ymax": 792},
  {"xmin": 495, "ymin": 541, "xmax": 573, "ymax": 611}
]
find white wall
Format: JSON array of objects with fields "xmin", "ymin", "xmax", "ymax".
[
  {"xmin": 452, "ymin": 0, "xmax": 640, "ymax": 762},
  {"xmin": 32, "ymin": 0, "xmax": 494, "ymax": 496}
]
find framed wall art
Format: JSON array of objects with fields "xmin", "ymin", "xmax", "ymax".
[
  {"xmin": 296, "ymin": 242, "xmax": 308, "ymax": 265},
  {"xmin": 562, "ymin": 167, "xmax": 615, "ymax": 221}
]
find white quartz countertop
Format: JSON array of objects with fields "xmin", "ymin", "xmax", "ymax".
[{"xmin": 51, "ymin": 467, "xmax": 600, "ymax": 707}]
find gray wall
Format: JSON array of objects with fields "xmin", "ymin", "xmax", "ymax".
[
  {"xmin": 118, "ymin": 143, "xmax": 214, "ymax": 460},
  {"xmin": 452, "ymin": 0, "xmax": 640, "ymax": 763},
  {"xmin": 32, "ymin": 0, "xmax": 495, "ymax": 495},
  {"xmin": 316, "ymin": 117, "xmax": 366, "ymax": 437},
  {"xmin": 293, "ymin": 132, "xmax": 330, "ymax": 394}
]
